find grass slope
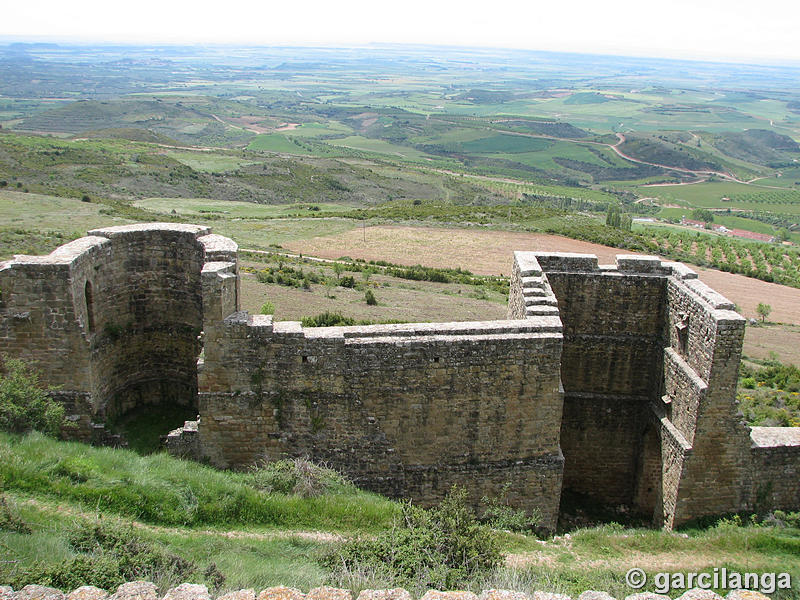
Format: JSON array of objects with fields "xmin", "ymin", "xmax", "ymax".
[
  {"xmin": 0, "ymin": 432, "xmax": 397, "ymax": 531},
  {"xmin": 1, "ymin": 433, "xmax": 799, "ymax": 599}
]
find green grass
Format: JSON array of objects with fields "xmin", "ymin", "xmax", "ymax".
[
  {"xmin": 108, "ymin": 404, "xmax": 198, "ymax": 455},
  {"xmin": 0, "ymin": 190, "xmax": 131, "ymax": 234},
  {"xmin": 0, "ymin": 494, "xmax": 330, "ymax": 594},
  {"xmin": 2, "ymin": 432, "xmax": 800, "ymax": 599},
  {"xmin": 247, "ymin": 134, "xmax": 314, "ymax": 154},
  {"xmin": 288, "ymin": 122, "xmax": 353, "ymax": 138},
  {"xmin": 165, "ymin": 151, "xmax": 261, "ymax": 173},
  {"xmin": 134, "ymin": 198, "xmax": 354, "ymax": 219},
  {"xmin": 0, "ymin": 431, "xmax": 398, "ymax": 531},
  {"xmin": 324, "ymin": 136, "xmax": 431, "ymax": 161}
]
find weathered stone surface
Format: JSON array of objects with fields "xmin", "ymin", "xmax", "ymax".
[
  {"xmin": 15, "ymin": 586, "xmax": 65, "ymax": 600},
  {"xmin": 420, "ymin": 592, "xmax": 478, "ymax": 600},
  {"xmin": 578, "ymin": 592, "xmax": 616, "ymax": 600},
  {"xmin": 0, "ymin": 588, "xmax": 14, "ymax": 600},
  {"xmin": 356, "ymin": 590, "xmax": 412, "ymax": 600},
  {"xmin": 109, "ymin": 582, "xmax": 158, "ymax": 600},
  {"xmin": 217, "ymin": 590, "xmax": 255, "ymax": 600},
  {"xmin": 67, "ymin": 587, "xmax": 109, "ymax": 600},
  {"xmin": 306, "ymin": 588, "xmax": 351, "ymax": 600},
  {"xmin": 675, "ymin": 589, "xmax": 723, "ymax": 600},
  {"xmin": 162, "ymin": 585, "xmax": 210, "ymax": 600},
  {"xmin": 624, "ymin": 593, "xmax": 671, "ymax": 600},
  {"xmin": 532, "ymin": 593, "xmax": 571, "ymax": 600},
  {"xmin": 479, "ymin": 590, "xmax": 529, "ymax": 600},
  {"xmin": 726, "ymin": 591, "xmax": 772, "ymax": 600},
  {"xmin": 257, "ymin": 588, "xmax": 306, "ymax": 600}
]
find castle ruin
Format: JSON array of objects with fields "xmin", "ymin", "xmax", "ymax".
[{"xmin": 1, "ymin": 223, "xmax": 798, "ymax": 531}]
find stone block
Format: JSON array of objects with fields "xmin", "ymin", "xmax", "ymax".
[
  {"xmin": 67, "ymin": 587, "xmax": 109, "ymax": 600},
  {"xmin": 675, "ymin": 590, "xmax": 722, "ymax": 600},
  {"xmin": 306, "ymin": 589, "xmax": 352, "ymax": 600},
  {"xmin": 15, "ymin": 587, "xmax": 65, "ymax": 600},
  {"xmin": 216, "ymin": 591, "xmax": 255, "ymax": 600},
  {"xmin": 355, "ymin": 590, "xmax": 412, "ymax": 600},
  {"xmin": 109, "ymin": 583, "xmax": 158, "ymax": 600},
  {"xmin": 258, "ymin": 589, "xmax": 306, "ymax": 600},
  {"xmin": 420, "ymin": 592, "xmax": 478, "ymax": 600},
  {"xmin": 479, "ymin": 591, "xmax": 529, "ymax": 600},
  {"xmin": 162, "ymin": 585, "xmax": 210, "ymax": 600}
]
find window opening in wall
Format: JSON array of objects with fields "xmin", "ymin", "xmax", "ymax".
[
  {"xmin": 675, "ymin": 312, "xmax": 688, "ymax": 356},
  {"xmin": 85, "ymin": 280, "xmax": 95, "ymax": 333}
]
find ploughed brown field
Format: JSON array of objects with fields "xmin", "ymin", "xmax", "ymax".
[
  {"xmin": 285, "ymin": 225, "xmax": 800, "ymax": 363},
  {"xmin": 285, "ymin": 225, "xmax": 800, "ymax": 323}
]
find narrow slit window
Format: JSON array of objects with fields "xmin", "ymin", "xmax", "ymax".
[{"xmin": 85, "ymin": 280, "xmax": 95, "ymax": 333}]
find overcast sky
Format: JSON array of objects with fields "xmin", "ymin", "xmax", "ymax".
[{"xmin": 3, "ymin": 0, "xmax": 799, "ymax": 65}]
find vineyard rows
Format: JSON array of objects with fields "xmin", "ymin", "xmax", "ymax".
[{"xmin": 649, "ymin": 230, "xmax": 800, "ymax": 287}]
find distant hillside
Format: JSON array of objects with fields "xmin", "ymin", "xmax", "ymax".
[
  {"xmin": 14, "ymin": 98, "xmax": 255, "ymax": 147},
  {"xmin": 707, "ymin": 129, "xmax": 800, "ymax": 166},
  {"xmin": 492, "ymin": 119, "xmax": 589, "ymax": 139},
  {"xmin": 618, "ymin": 134, "xmax": 723, "ymax": 172},
  {"xmin": 564, "ymin": 92, "xmax": 610, "ymax": 105},
  {"xmin": 77, "ymin": 128, "xmax": 181, "ymax": 145}
]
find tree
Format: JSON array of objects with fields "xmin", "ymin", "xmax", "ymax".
[
  {"xmin": 756, "ymin": 303, "xmax": 772, "ymax": 323},
  {"xmin": 605, "ymin": 206, "xmax": 621, "ymax": 228},
  {"xmin": 691, "ymin": 208, "xmax": 714, "ymax": 223},
  {"xmin": 332, "ymin": 262, "xmax": 343, "ymax": 280},
  {"xmin": 0, "ymin": 357, "xmax": 66, "ymax": 436}
]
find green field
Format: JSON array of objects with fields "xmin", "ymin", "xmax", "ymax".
[
  {"xmin": 134, "ymin": 198, "xmax": 355, "ymax": 218},
  {"xmin": 247, "ymin": 134, "xmax": 314, "ymax": 154},
  {"xmin": 166, "ymin": 151, "xmax": 260, "ymax": 173},
  {"xmin": 324, "ymin": 136, "xmax": 431, "ymax": 161}
]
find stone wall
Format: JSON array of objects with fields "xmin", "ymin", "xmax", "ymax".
[
  {"xmin": 749, "ymin": 427, "xmax": 800, "ymax": 510},
  {"xmin": 659, "ymin": 267, "xmax": 750, "ymax": 527},
  {"xmin": 198, "ymin": 315, "xmax": 566, "ymax": 529},
  {"xmin": 0, "ymin": 583, "xmax": 780, "ymax": 600},
  {"xmin": 518, "ymin": 251, "xmax": 795, "ymax": 527},
  {"xmin": 0, "ymin": 224, "xmax": 238, "ymax": 429},
  {"xmin": 525, "ymin": 253, "xmax": 667, "ymax": 510},
  {"xmin": 2, "ymin": 225, "xmax": 798, "ymax": 530}
]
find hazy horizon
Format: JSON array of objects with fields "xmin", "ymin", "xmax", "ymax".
[{"xmin": 4, "ymin": 0, "xmax": 800, "ymax": 67}]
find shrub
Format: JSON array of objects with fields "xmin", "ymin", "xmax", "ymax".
[
  {"xmin": 301, "ymin": 312, "xmax": 357, "ymax": 327},
  {"xmin": 365, "ymin": 289, "xmax": 378, "ymax": 305},
  {"xmin": 0, "ymin": 356, "xmax": 66, "ymax": 437},
  {"xmin": 249, "ymin": 457, "xmax": 350, "ymax": 497},
  {"xmin": 322, "ymin": 486, "xmax": 501, "ymax": 591},
  {"xmin": 481, "ymin": 484, "xmax": 541, "ymax": 533},
  {"xmin": 0, "ymin": 490, "xmax": 32, "ymax": 534},
  {"xmin": 741, "ymin": 377, "xmax": 757, "ymax": 389},
  {"xmin": 260, "ymin": 301, "xmax": 275, "ymax": 315},
  {"xmin": 10, "ymin": 519, "xmax": 213, "ymax": 592}
]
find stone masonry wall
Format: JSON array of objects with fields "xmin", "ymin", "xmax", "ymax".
[
  {"xmin": 660, "ymin": 268, "xmax": 751, "ymax": 527},
  {"xmin": 198, "ymin": 315, "xmax": 566, "ymax": 530},
  {"xmin": 0, "ymin": 224, "xmax": 238, "ymax": 429},
  {"xmin": 532, "ymin": 253, "xmax": 667, "ymax": 509},
  {"xmin": 749, "ymin": 427, "xmax": 800, "ymax": 510},
  {"xmin": 0, "ymin": 582, "xmax": 781, "ymax": 600}
]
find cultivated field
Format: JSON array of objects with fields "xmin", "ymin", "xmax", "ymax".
[
  {"xmin": 284, "ymin": 225, "xmax": 800, "ymax": 360},
  {"xmin": 285, "ymin": 225, "xmax": 636, "ymax": 276}
]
